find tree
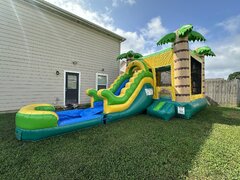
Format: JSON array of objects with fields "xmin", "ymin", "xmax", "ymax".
[
  {"xmin": 228, "ymin": 72, "xmax": 240, "ymax": 80},
  {"xmin": 193, "ymin": 46, "xmax": 216, "ymax": 95},
  {"xmin": 156, "ymin": 24, "xmax": 206, "ymax": 45},
  {"xmin": 156, "ymin": 24, "xmax": 207, "ymax": 102},
  {"xmin": 116, "ymin": 50, "xmax": 143, "ymax": 64},
  {"xmin": 193, "ymin": 46, "xmax": 216, "ymax": 56}
]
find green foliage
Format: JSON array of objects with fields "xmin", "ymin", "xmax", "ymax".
[
  {"xmin": 78, "ymin": 103, "xmax": 91, "ymax": 109},
  {"xmin": 188, "ymin": 31, "xmax": 206, "ymax": 42},
  {"xmin": 127, "ymin": 50, "xmax": 134, "ymax": 58},
  {"xmin": 133, "ymin": 53, "xmax": 143, "ymax": 59},
  {"xmin": 156, "ymin": 33, "xmax": 176, "ymax": 45},
  {"xmin": 1, "ymin": 107, "xmax": 240, "ymax": 179},
  {"xmin": 228, "ymin": 71, "xmax": 240, "ymax": 80},
  {"xmin": 156, "ymin": 24, "xmax": 207, "ymax": 46},
  {"xmin": 116, "ymin": 53, "xmax": 127, "ymax": 60},
  {"xmin": 116, "ymin": 50, "xmax": 143, "ymax": 61},
  {"xmin": 194, "ymin": 46, "xmax": 216, "ymax": 56},
  {"xmin": 177, "ymin": 24, "xmax": 193, "ymax": 37}
]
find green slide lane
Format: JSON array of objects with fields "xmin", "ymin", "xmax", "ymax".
[
  {"xmin": 106, "ymin": 84, "xmax": 154, "ymax": 123},
  {"xmin": 86, "ymin": 73, "xmax": 131, "ymax": 102},
  {"xmin": 99, "ymin": 70, "xmax": 153, "ymax": 105},
  {"xmin": 108, "ymin": 73, "xmax": 131, "ymax": 93}
]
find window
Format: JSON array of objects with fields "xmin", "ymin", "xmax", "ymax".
[
  {"xmin": 67, "ymin": 74, "xmax": 77, "ymax": 89},
  {"xmin": 156, "ymin": 66, "xmax": 171, "ymax": 86},
  {"xmin": 96, "ymin": 73, "xmax": 108, "ymax": 90},
  {"xmin": 191, "ymin": 57, "xmax": 202, "ymax": 95}
]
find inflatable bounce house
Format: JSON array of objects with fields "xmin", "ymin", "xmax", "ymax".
[{"xmin": 15, "ymin": 24, "xmax": 215, "ymax": 141}]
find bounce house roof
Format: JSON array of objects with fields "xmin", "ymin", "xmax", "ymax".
[{"xmin": 143, "ymin": 47, "xmax": 173, "ymax": 59}]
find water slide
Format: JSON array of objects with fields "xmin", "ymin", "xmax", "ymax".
[
  {"xmin": 57, "ymin": 60, "xmax": 154, "ymax": 125},
  {"xmin": 97, "ymin": 61, "xmax": 154, "ymax": 122},
  {"xmin": 86, "ymin": 73, "xmax": 131, "ymax": 108},
  {"xmin": 15, "ymin": 60, "xmax": 154, "ymax": 140},
  {"xmin": 86, "ymin": 60, "xmax": 152, "ymax": 111},
  {"xmin": 54, "ymin": 61, "xmax": 153, "ymax": 126}
]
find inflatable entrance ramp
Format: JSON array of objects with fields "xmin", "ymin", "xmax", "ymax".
[
  {"xmin": 147, "ymin": 99, "xmax": 176, "ymax": 121},
  {"xmin": 147, "ymin": 98, "xmax": 208, "ymax": 120}
]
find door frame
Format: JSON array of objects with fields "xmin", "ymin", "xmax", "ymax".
[{"xmin": 64, "ymin": 70, "xmax": 81, "ymax": 106}]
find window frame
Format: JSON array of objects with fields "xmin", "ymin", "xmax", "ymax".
[
  {"xmin": 155, "ymin": 65, "xmax": 172, "ymax": 87},
  {"xmin": 96, "ymin": 73, "xmax": 108, "ymax": 90},
  {"xmin": 191, "ymin": 56, "xmax": 202, "ymax": 95}
]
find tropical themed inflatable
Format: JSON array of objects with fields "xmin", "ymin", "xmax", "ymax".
[{"xmin": 16, "ymin": 24, "xmax": 215, "ymax": 141}]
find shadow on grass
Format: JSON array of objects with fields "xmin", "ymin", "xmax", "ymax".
[{"xmin": 0, "ymin": 106, "xmax": 239, "ymax": 179}]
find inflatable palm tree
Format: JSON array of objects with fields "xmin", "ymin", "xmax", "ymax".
[
  {"xmin": 156, "ymin": 24, "xmax": 207, "ymax": 102},
  {"xmin": 194, "ymin": 46, "xmax": 215, "ymax": 57},
  {"xmin": 194, "ymin": 46, "xmax": 215, "ymax": 94},
  {"xmin": 156, "ymin": 24, "xmax": 206, "ymax": 45},
  {"xmin": 117, "ymin": 50, "xmax": 143, "ymax": 64}
]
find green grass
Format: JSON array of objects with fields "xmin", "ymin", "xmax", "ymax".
[{"xmin": 0, "ymin": 107, "xmax": 240, "ymax": 179}]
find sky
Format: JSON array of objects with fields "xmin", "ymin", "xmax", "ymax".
[{"xmin": 45, "ymin": 0, "xmax": 240, "ymax": 79}]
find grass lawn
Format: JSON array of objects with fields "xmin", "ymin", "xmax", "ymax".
[{"xmin": 0, "ymin": 106, "xmax": 240, "ymax": 179}]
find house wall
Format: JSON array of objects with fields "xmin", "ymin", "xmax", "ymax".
[{"xmin": 0, "ymin": 0, "xmax": 121, "ymax": 111}]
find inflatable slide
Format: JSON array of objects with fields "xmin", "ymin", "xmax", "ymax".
[{"xmin": 16, "ymin": 60, "xmax": 154, "ymax": 141}]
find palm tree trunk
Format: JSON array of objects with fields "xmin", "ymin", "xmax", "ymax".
[{"xmin": 173, "ymin": 36, "xmax": 191, "ymax": 102}]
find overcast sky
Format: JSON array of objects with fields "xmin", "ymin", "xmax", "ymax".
[{"xmin": 46, "ymin": 0, "xmax": 240, "ymax": 79}]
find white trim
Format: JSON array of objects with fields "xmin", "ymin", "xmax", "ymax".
[
  {"xmin": 96, "ymin": 73, "xmax": 108, "ymax": 90},
  {"xmin": 64, "ymin": 70, "xmax": 81, "ymax": 106}
]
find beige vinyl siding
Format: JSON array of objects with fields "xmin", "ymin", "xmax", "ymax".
[{"xmin": 0, "ymin": 0, "xmax": 121, "ymax": 111}]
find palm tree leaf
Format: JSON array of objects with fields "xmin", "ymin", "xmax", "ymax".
[
  {"xmin": 127, "ymin": 50, "xmax": 134, "ymax": 58},
  {"xmin": 188, "ymin": 31, "xmax": 206, "ymax": 42},
  {"xmin": 157, "ymin": 33, "xmax": 176, "ymax": 45},
  {"xmin": 177, "ymin": 24, "xmax": 193, "ymax": 37},
  {"xmin": 133, "ymin": 53, "xmax": 143, "ymax": 59},
  {"xmin": 194, "ymin": 46, "xmax": 216, "ymax": 56},
  {"xmin": 117, "ymin": 51, "xmax": 143, "ymax": 61},
  {"xmin": 116, "ymin": 53, "xmax": 127, "ymax": 60},
  {"xmin": 116, "ymin": 54, "xmax": 122, "ymax": 60}
]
